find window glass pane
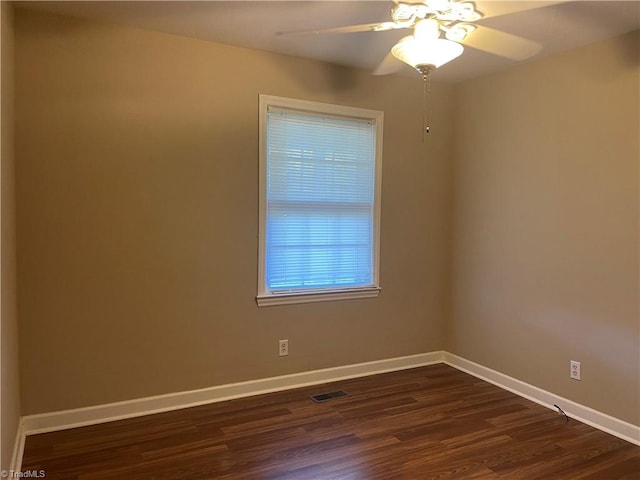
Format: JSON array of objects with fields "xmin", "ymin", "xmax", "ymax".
[{"xmin": 265, "ymin": 106, "xmax": 376, "ymax": 292}]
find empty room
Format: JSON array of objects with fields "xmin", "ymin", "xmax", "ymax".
[{"xmin": 1, "ymin": 0, "xmax": 639, "ymax": 478}]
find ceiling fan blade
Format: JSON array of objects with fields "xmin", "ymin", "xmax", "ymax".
[
  {"xmin": 462, "ymin": 25, "xmax": 542, "ymax": 61},
  {"xmin": 277, "ymin": 21, "xmax": 400, "ymax": 37},
  {"xmin": 478, "ymin": 1, "xmax": 569, "ymax": 20},
  {"xmin": 372, "ymin": 51, "xmax": 403, "ymax": 76}
]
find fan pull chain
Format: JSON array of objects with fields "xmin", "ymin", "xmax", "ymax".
[{"xmin": 422, "ymin": 73, "xmax": 431, "ymax": 142}]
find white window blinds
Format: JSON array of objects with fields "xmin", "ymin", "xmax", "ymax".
[{"xmin": 265, "ymin": 105, "xmax": 377, "ymax": 293}]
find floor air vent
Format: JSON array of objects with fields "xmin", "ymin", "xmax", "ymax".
[{"xmin": 310, "ymin": 390, "xmax": 348, "ymax": 403}]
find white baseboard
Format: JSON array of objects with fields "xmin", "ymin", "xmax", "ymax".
[
  {"xmin": 16, "ymin": 349, "xmax": 638, "ymax": 476},
  {"xmin": 22, "ymin": 351, "xmax": 444, "ymax": 435},
  {"xmin": 9, "ymin": 419, "xmax": 24, "ymax": 475},
  {"xmin": 443, "ymin": 352, "xmax": 640, "ymax": 446}
]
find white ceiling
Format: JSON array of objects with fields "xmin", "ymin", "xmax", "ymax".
[{"xmin": 19, "ymin": 1, "xmax": 640, "ymax": 82}]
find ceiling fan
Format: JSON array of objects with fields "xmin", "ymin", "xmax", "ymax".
[
  {"xmin": 280, "ymin": 0, "xmax": 546, "ymax": 77},
  {"xmin": 279, "ymin": 0, "xmax": 554, "ymax": 137}
]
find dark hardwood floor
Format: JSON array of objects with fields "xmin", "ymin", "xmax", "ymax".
[{"xmin": 21, "ymin": 364, "xmax": 640, "ymax": 479}]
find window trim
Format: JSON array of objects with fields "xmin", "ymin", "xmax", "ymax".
[{"xmin": 257, "ymin": 94, "xmax": 383, "ymax": 307}]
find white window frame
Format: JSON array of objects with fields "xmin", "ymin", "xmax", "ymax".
[{"xmin": 257, "ymin": 94, "xmax": 383, "ymax": 307}]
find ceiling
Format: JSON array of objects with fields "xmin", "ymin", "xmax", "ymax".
[{"xmin": 19, "ymin": 1, "xmax": 640, "ymax": 83}]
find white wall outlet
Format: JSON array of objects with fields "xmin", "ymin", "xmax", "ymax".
[
  {"xmin": 570, "ymin": 360, "xmax": 581, "ymax": 380},
  {"xmin": 279, "ymin": 339, "xmax": 289, "ymax": 357}
]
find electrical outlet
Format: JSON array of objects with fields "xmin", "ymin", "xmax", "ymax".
[
  {"xmin": 279, "ymin": 339, "xmax": 289, "ymax": 357},
  {"xmin": 570, "ymin": 360, "xmax": 581, "ymax": 380}
]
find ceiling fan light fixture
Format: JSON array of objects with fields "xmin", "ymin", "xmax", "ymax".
[
  {"xmin": 414, "ymin": 18, "xmax": 441, "ymax": 42},
  {"xmin": 426, "ymin": 0, "xmax": 452, "ymax": 12},
  {"xmin": 445, "ymin": 23, "xmax": 476, "ymax": 42},
  {"xmin": 391, "ymin": 36, "xmax": 464, "ymax": 71},
  {"xmin": 453, "ymin": 2, "xmax": 483, "ymax": 21},
  {"xmin": 392, "ymin": 3, "xmax": 418, "ymax": 23}
]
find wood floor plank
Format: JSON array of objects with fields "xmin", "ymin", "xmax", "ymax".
[{"xmin": 21, "ymin": 365, "xmax": 640, "ymax": 479}]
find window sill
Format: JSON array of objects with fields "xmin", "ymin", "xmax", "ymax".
[{"xmin": 256, "ymin": 287, "xmax": 381, "ymax": 307}]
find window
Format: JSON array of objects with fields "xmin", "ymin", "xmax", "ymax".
[{"xmin": 257, "ymin": 95, "xmax": 383, "ymax": 306}]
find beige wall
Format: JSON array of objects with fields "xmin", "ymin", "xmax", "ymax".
[
  {"xmin": 1, "ymin": 1, "xmax": 21, "ymax": 470},
  {"xmin": 14, "ymin": 8, "xmax": 454, "ymax": 415},
  {"xmin": 450, "ymin": 31, "xmax": 640, "ymax": 425}
]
